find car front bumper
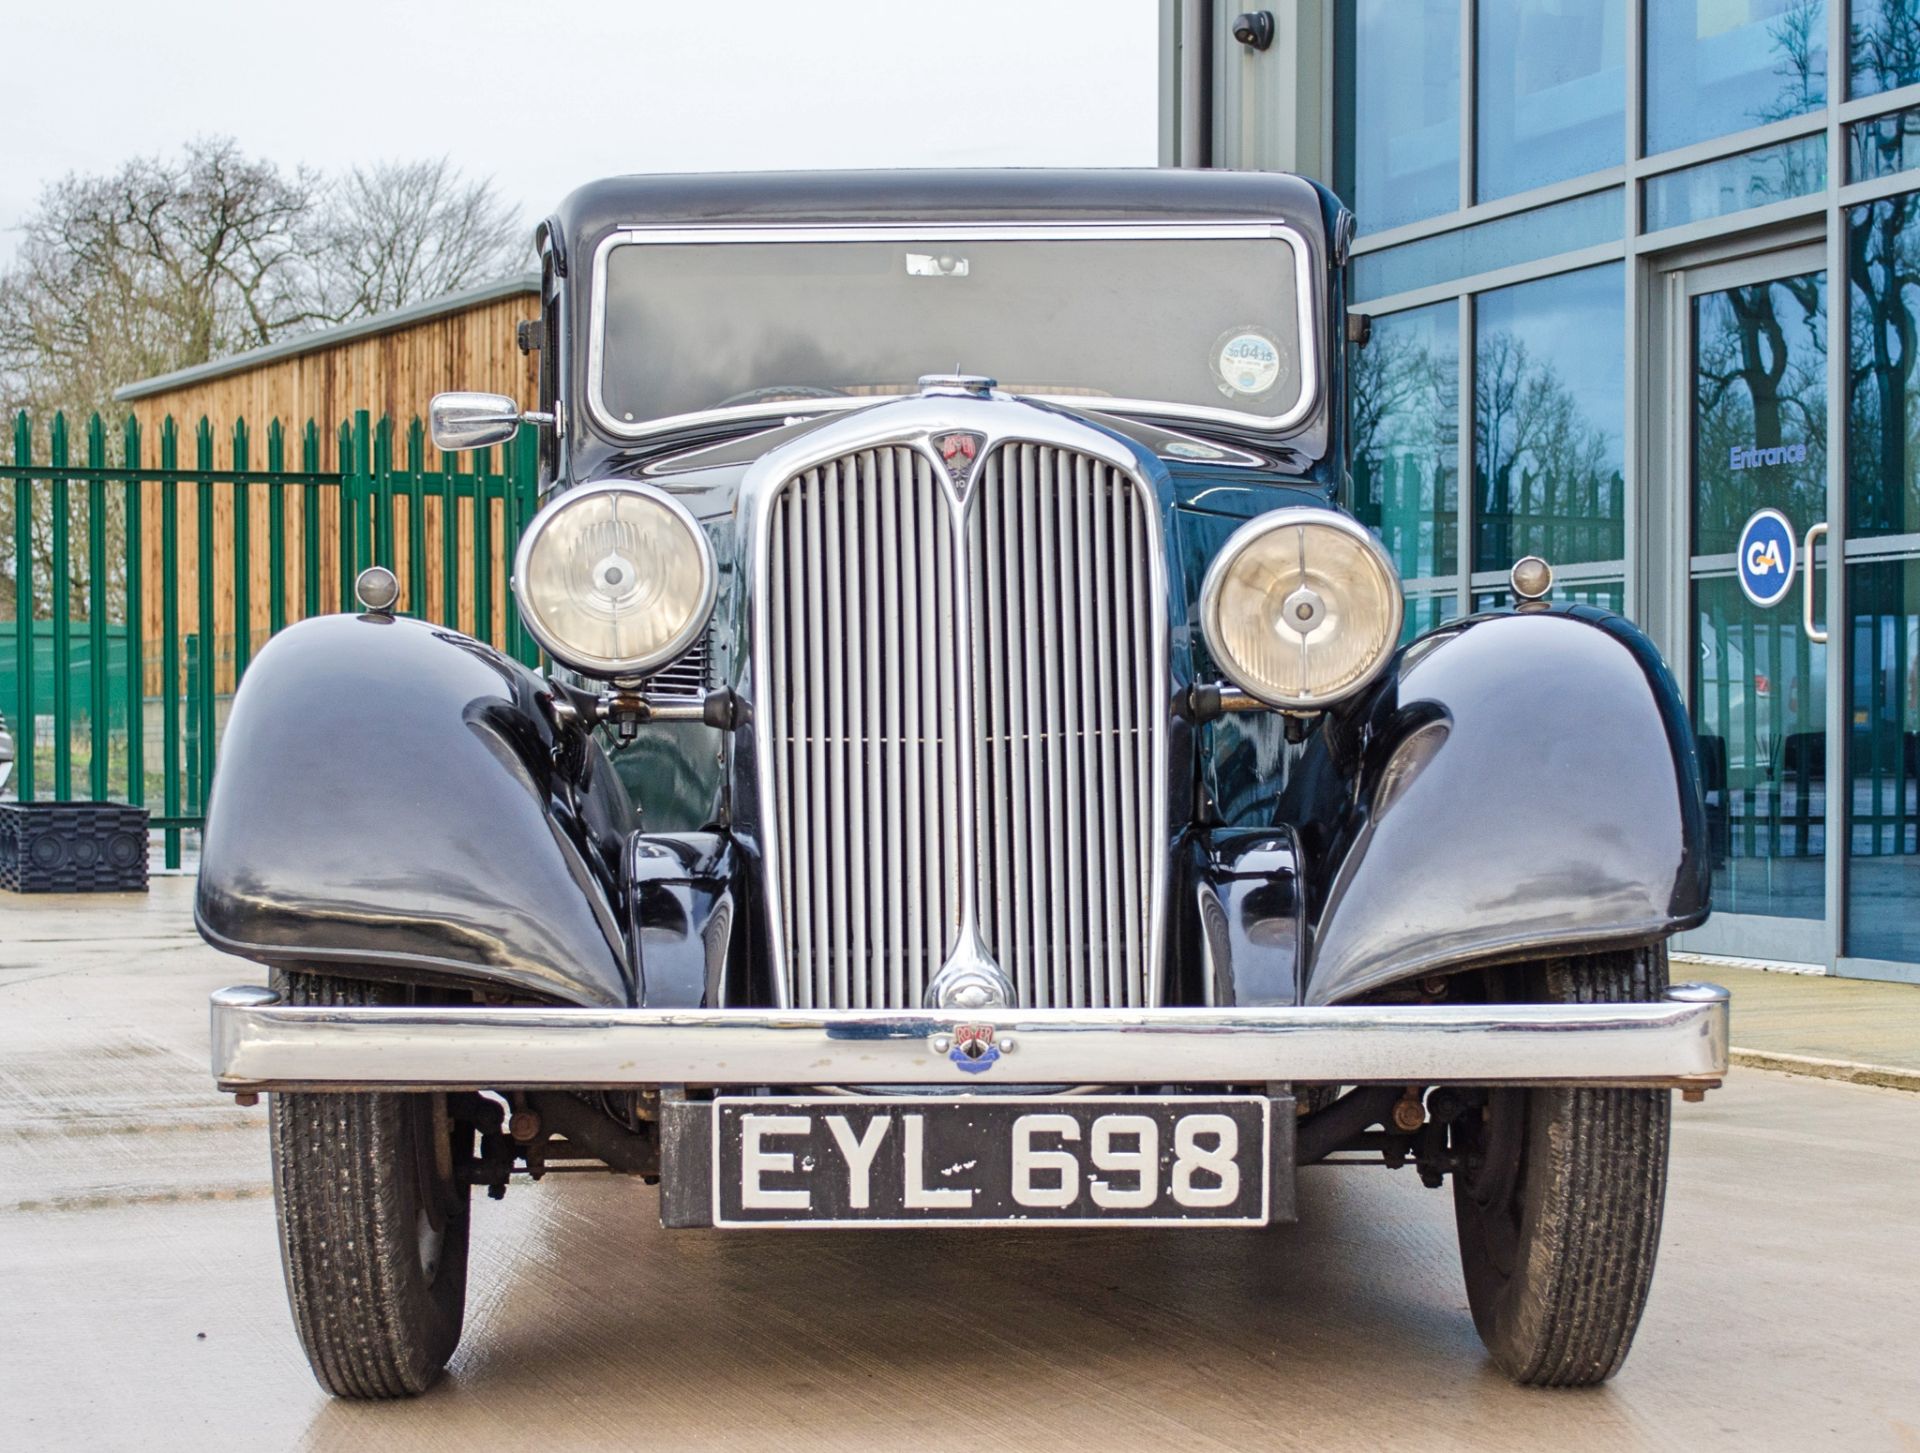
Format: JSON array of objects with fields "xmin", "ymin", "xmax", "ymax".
[{"xmin": 208, "ymin": 982, "xmax": 1730, "ymax": 1093}]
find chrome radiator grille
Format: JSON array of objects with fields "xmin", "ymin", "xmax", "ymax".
[
  {"xmin": 758, "ymin": 433, "xmax": 1164, "ymax": 1012},
  {"xmin": 969, "ymin": 444, "xmax": 1158, "ymax": 1008},
  {"xmin": 765, "ymin": 448, "xmax": 966, "ymax": 1009},
  {"xmin": 644, "ymin": 627, "xmax": 710, "ymax": 699}
]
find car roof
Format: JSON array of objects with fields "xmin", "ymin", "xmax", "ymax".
[{"xmin": 545, "ymin": 168, "xmax": 1333, "ymax": 266}]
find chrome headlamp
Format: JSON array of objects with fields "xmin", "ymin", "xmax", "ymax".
[
  {"xmin": 1199, "ymin": 507, "xmax": 1402, "ymax": 710},
  {"xmin": 511, "ymin": 481, "xmax": 716, "ymax": 680}
]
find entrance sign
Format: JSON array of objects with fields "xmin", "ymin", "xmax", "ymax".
[{"xmin": 1736, "ymin": 508, "xmax": 1798, "ymax": 608}]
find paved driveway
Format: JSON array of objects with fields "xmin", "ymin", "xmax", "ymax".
[{"xmin": 3, "ymin": 881, "xmax": 1917, "ymax": 1451}]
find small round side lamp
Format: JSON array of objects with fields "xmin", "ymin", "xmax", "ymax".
[
  {"xmin": 1509, "ymin": 555, "xmax": 1554, "ymax": 601},
  {"xmin": 355, "ymin": 565, "xmax": 401, "ymax": 614}
]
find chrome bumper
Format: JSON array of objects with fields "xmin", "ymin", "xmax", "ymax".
[{"xmin": 209, "ymin": 982, "xmax": 1730, "ymax": 1092}]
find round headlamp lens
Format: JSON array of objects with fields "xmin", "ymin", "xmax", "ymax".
[
  {"xmin": 1201, "ymin": 509, "xmax": 1402, "ymax": 709},
  {"xmin": 513, "ymin": 482, "xmax": 715, "ymax": 678}
]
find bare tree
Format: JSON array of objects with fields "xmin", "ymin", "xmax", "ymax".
[
  {"xmin": 0, "ymin": 137, "xmax": 324, "ymax": 421},
  {"xmin": 1475, "ymin": 332, "xmax": 1619, "ymax": 565},
  {"xmin": 307, "ymin": 157, "xmax": 529, "ymax": 321},
  {"xmin": 1851, "ymin": 0, "xmax": 1920, "ymax": 95},
  {"xmin": 1348, "ymin": 321, "xmax": 1458, "ymax": 576},
  {"xmin": 1754, "ymin": 0, "xmax": 1827, "ymax": 128},
  {"xmin": 0, "ymin": 143, "xmax": 528, "ymax": 424},
  {"xmin": 0, "ymin": 141, "xmax": 528, "ymax": 626},
  {"xmin": 0, "ymin": 139, "xmax": 328, "ymax": 624},
  {"xmin": 1848, "ymin": 192, "xmax": 1920, "ymax": 536}
]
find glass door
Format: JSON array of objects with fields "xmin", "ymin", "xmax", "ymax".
[
  {"xmin": 1841, "ymin": 190, "xmax": 1920, "ymax": 982},
  {"xmin": 1675, "ymin": 247, "xmax": 1833, "ymax": 965}
]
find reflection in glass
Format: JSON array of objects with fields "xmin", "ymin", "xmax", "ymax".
[
  {"xmin": 1336, "ymin": 0, "xmax": 1460, "ymax": 232},
  {"xmin": 597, "ymin": 235, "xmax": 1307, "ymax": 430},
  {"xmin": 1646, "ymin": 0, "xmax": 1827, "ymax": 155},
  {"xmin": 1473, "ymin": 264, "xmax": 1626, "ymax": 569},
  {"xmin": 1849, "ymin": 104, "xmax": 1920, "ymax": 183},
  {"xmin": 1643, "ymin": 135, "xmax": 1827, "ymax": 231},
  {"xmin": 1847, "ymin": 558, "xmax": 1920, "ymax": 960},
  {"xmin": 1472, "ymin": 577, "xmax": 1626, "ymax": 613},
  {"xmin": 1845, "ymin": 186, "xmax": 1920, "ymax": 960},
  {"xmin": 1351, "ymin": 302, "xmax": 1459, "ymax": 579},
  {"xmin": 1693, "ymin": 575, "xmax": 1827, "ymax": 920},
  {"xmin": 1401, "ymin": 589, "xmax": 1462, "ymax": 644},
  {"xmin": 1476, "ymin": 0, "xmax": 1625, "ymax": 201},
  {"xmin": 1692, "ymin": 272, "xmax": 1827, "ymax": 556},
  {"xmin": 1349, "ymin": 188, "xmax": 1624, "ymax": 303},
  {"xmin": 1848, "ymin": 191, "xmax": 1920, "ymax": 537},
  {"xmin": 1849, "ymin": 0, "xmax": 1920, "ymax": 98}
]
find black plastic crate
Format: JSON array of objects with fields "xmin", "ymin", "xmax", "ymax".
[{"xmin": 0, "ymin": 802, "xmax": 149, "ymax": 893}]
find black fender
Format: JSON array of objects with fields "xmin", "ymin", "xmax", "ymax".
[
  {"xmin": 1291, "ymin": 605, "xmax": 1711, "ymax": 1006},
  {"xmin": 1184, "ymin": 828, "xmax": 1306, "ymax": 1007},
  {"xmin": 194, "ymin": 613, "xmax": 635, "ymax": 1007},
  {"xmin": 626, "ymin": 831, "xmax": 739, "ymax": 1008}
]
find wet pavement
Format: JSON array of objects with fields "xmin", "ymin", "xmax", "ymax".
[
  {"xmin": 1680, "ymin": 957, "xmax": 1920, "ymax": 1079},
  {"xmin": 4, "ymin": 880, "xmax": 1919, "ymax": 1451}
]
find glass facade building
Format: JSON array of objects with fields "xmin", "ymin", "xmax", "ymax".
[{"xmin": 1160, "ymin": 0, "xmax": 1920, "ymax": 982}]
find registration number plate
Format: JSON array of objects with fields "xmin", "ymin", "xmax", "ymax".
[{"xmin": 709, "ymin": 1095, "xmax": 1273, "ymax": 1227}]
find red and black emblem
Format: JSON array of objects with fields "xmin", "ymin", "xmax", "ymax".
[{"xmin": 932, "ymin": 431, "xmax": 986, "ymax": 492}]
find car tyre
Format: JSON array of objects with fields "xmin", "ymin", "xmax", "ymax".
[
  {"xmin": 269, "ymin": 970, "xmax": 472, "ymax": 1398},
  {"xmin": 1451, "ymin": 945, "xmax": 1670, "ymax": 1387}
]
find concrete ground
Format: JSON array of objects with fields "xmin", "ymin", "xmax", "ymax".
[
  {"xmin": 1679, "ymin": 958, "xmax": 1920, "ymax": 1082},
  {"xmin": 3, "ymin": 882, "xmax": 1918, "ymax": 1452}
]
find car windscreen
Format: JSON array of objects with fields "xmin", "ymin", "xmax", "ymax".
[{"xmin": 592, "ymin": 228, "xmax": 1313, "ymax": 434}]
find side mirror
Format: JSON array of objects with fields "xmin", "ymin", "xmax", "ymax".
[{"xmin": 430, "ymin": 391, "xmax": 526, "ymax": 451}]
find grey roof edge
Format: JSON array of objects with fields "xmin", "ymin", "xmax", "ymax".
[{"xmin": 114, "ymin": 274, "xmax": 542, "ymax": 401}]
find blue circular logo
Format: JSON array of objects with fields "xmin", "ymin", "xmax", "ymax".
[{"xmin": 1736, "ymin": 508, "xmax": 1797, "ymax": 609}]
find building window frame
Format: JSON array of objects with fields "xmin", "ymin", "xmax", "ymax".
[
  {"xmin": 1327, "ymin": 2, "xmax": 1920, "ymax": 981},
  {"xmin": 1345, "ymin": 3, "xmax": 1920, "ymax": 609}
]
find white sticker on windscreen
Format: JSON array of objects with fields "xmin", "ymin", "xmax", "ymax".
[{"xmin": 1213, "ymin": 329, "xmax": 1284, "ymax": 398}]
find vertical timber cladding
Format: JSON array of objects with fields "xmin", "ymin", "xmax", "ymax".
[
  {"xmin": 121, "ymin": 291, "xmax": 539, "ymax": 447},
  {"xmin": 117, "ymin": 287, "xmax": 540, "ymax": 690},
  {"xmin": 763, "ymin": 439, "xmax": 1162, "ymax": 1012}
]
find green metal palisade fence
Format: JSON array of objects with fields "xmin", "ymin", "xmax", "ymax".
[{"xmin": 1, "ymin": 409, "xmax": 540, "ymax": 868}]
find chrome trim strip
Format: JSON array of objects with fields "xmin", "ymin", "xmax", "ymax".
[
  {"xmin": 1044, "ymin": 453, "xmax": 1076, "ymax": 1004},
  {"xmin": 1090, "ymin": 461, "xmax": 1123, "ymax": 1007},
  {"xmin": 584, "ymin": 221, "xmax": 1323, "ymax": 442},
  {"xmin": 210, "ymin": 983, "xmax": 1731, "ymax": 1090}
]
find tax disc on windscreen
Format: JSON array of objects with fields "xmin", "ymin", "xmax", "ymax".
[
  {"xmin": 1736, "ymin": 508, "xmax": 1797, "ymax": 608},
  {"xmin": 1213, "ymin": 328, "xmax": 1284, "ymax": 397}
]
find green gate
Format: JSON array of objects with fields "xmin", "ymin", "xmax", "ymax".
[{"xmin": 1, "ymin": 409, "xmax": 540, "ymax": 867}]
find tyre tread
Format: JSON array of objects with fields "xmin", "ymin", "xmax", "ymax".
[
  {"xmin": 270, "ymin": 971, "xmax": 467, "ymax": 1399},
  {"xmin": 1459, "ymin": 946, "xmax": 1671, "ymax": 1387}
]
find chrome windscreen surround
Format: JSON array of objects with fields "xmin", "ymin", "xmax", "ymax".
[
  {"xmin": 743, "ymin": 395, "xmax": 1172, "ymax": 1012},
  {"xmin": 585, "ymin": 221, "xmax": 1323, "ymax": 443}
]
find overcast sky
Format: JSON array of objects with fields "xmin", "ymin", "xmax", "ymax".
[{"xmin": 2, "ymin": 0, "xmax": 1161, "ymax": 266}]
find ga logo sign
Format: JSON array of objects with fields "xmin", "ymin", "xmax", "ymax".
[{"xmin": 1737, "ymin": 508, "xmax": 1797, "ymax": 609}]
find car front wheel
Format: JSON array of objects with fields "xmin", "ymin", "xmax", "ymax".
[
  {"xmin": 268, "ymin": 970, "xmax": 472, "ymax": 1398},
  {"xmin": 1451, "ymin": 946, "xmax": 1671, "ymax": 1387}
]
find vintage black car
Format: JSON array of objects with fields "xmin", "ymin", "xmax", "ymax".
[{"xmin": 199, "ymin": 169, "xmax": 1728, "ymax": 1398}]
